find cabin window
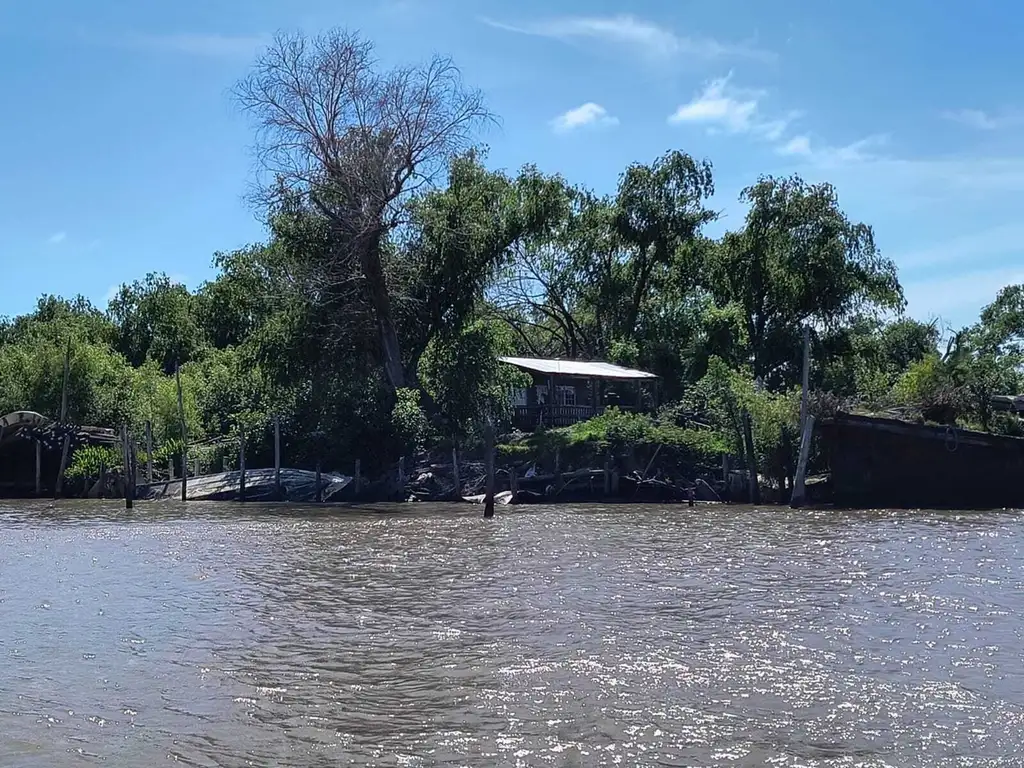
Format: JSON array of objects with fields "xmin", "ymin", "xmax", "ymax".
[
  {"xmin": 557, "ymin": 385, "xmax": 577, "ymax": 406},
  {"xmin": 512, "ymin": 388, "xmax": 528, "ymax": 407}
]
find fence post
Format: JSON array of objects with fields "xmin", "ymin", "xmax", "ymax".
[
  {"xmin": 398, "ymin": 456, "xmax": 406, "ymax": 495},
  {"xmin": 354, "ymin": 458, "xmax": 362, "ymax": 497},
  {"xmin": 35, "ymin": 442, "xmax": 42, "ymax": 495},
  {"xmin": 315, "ymin": 461, "xmax": 322, "ymax": 503}
]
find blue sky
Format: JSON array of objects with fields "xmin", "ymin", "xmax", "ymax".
[{"xmin": 2, "ymin": 0, "xmax": 1023, "ymax": 333}]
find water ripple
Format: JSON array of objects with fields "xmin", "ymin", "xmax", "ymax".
[{"xmin": 1, "ymin": 501, "xmax": 1023, "ymax": 766}]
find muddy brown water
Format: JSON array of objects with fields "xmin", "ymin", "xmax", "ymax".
[{"xmin": 1, "ymin": 500, "xmax": 1022, "ymax": 766}]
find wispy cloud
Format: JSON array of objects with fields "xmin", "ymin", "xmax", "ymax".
[
  {"xmin": 782, "ymin": 134, "xmax": 889, "ymax": 167},
  {"xmin": 892, "ymin": 223, "xmax": 1024, "ymax": 271},
  {"xmin": 777, "ymin": 134, "xmax": 811, "ymax": 156},
  {"xmin": 117, "ymin": 32, "xmax": 269, "ymax": 59},
  {"xmin": 943, "ymin": 108, "xmax": 1024, "ymax": 131},
  {"xmin": 669, "ymin": 74, "xmax": 794, "ymax": 140},
  {"xmin": 481, "ymin": 15, "xmax": 772, "ymax": 63},
  {"xmin": 47, "ymin": 232, "xmax": 66, "ymax": 245},
  {"xmin": 551, "ymin": 103, "xmax": 619, "ymax": 133}
]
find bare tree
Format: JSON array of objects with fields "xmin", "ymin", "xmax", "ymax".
[{"xmin": 234, "ymin": 29, "xmax": 492, "ymax": 390}]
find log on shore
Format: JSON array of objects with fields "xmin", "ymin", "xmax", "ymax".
[{"xmin": 137, "ymin": 468, "xmax": 352, "ymax": 503}]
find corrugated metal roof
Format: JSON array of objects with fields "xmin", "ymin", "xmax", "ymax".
[{"xmin": 499, "ymin": 356, "xmax": 658, "ymax": 380}]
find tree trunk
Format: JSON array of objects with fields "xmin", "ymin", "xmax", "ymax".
[{"xmin": 360, "ymin": 231, "xmax": 406, "ymax": 390}]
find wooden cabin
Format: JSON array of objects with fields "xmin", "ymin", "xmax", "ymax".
[{"xmin": 499, "ymin": 356, "xmax": 659, "ymax": 431}]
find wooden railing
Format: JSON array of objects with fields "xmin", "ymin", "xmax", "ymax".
[{"xmin": 513, "ymin": 405, "xmax": 596, "ymax": 430}]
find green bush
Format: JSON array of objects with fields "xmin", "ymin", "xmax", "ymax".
[{"xmin": 65, "ymin": 445, "xmax": 122, "ymax": 481}]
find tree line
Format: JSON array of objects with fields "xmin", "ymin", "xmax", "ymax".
[{"xmin": 2, "ymin": 29, "xmax": 1023, "ymax": 479}]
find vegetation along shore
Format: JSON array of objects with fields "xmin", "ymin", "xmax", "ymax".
[{"xmin": 2, "ymin": 29, "xmax": 1023, "ymax": 506}]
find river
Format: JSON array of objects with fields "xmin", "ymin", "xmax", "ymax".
[{"xmin": 0, "ymin": 500, "xmax": 1022, "ymax": 766}]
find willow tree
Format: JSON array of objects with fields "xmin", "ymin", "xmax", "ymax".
[{"xmin": 234, "ymin": 29, "xmax": 492, "ymax": 391}]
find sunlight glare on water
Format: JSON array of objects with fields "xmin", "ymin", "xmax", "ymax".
[{"xmin": 1, "ymin": 500, "xmax": 1022, "ymax": 766}]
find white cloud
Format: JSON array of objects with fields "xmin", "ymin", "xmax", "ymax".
[
  {"xmin": 551, "ymin": 103, "xmax": 619, "ymax": 133},
  {"xmin": 480, "ymin": 15, "xmax": 772, "ymax": 62},
  {"xmin": 669, "ymin": 74, "xmax": 795, "ymax": 140},
  {"xmin": 777, "ymin": 134, "xmax": 811, "ymax": 156},
  {"xmin": 122, "ymin": 32, "xmax": 269, "ymax": 59},
  {"xmin": 943, "ymin": 108, "xmax": 1024, "ymax": 131},
  {"xmin": 47, "ymin": 232, "xmax": 66, "ymax": 245}
]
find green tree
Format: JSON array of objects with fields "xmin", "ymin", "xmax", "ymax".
[{"xmin": 709, "ymin": 175, "xmax": 904, "ymax": 389}]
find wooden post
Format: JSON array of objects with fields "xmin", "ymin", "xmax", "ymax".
[
  {"xmin": 194, "ymin": 456, "xmax": 200, "ymax": 478},
  {"xmin": 315, "ymin": 461, "xmax": 322, "ymax": 503},
  {"xmin": 799, "ymin": 324, "xmax": 811, "ymax": 435},
  {"xmin": 791, "ymin": 415, "xmax": 816, "ymax": 508},
  {"xmin": 238, "ymin": 433, "xmax": 247, "ymax": 503},
  {"xmin": 451, "ymin": 447, "xmax": 459, "ymax": 497},
  {"xmin": 603, "ymin": 452, "xmax": 612, "ymax": 495},
  {"xmin": 398, "ymin": 456, "xmax": 406, "ymax": 496},
  {"xmin": 509, "ymin": 464, "xmax": 518, "ymax": 501},
  {"xmin": 168, "ymin": 457, "xmax": 175, "ymax": 481},
  {"xmin": 121, "ymin": 425, "xmax": 133, "ymax": 510},
  {"xmin": 547, "ymin": 375, "xmax": 555, "ymax": 424},
  {"xmin": 354, "ymin": 459, "xmax": 362, "ymax": 496},
  {"xmin": 53, "ymin": 337, "xmax": 72, "ymax": 499},
  {"xmin": 554, "ymin": 447, "xmax": 561, "ymax": 476},
  {"xmin": 54, "ymin": 435, "xmax": 71, "ymax": 498},
  {"xmin": 722, "ymin": 454, "xmax": 730, "ymax": 485},
  {"xmin": 273, "ymin": 415, "xmax": 281, "ymax": 497},
  {"xmin": 175, "ymin": 363, "xmax": 187, "ymax": 502},
  {"xmin": 129, "ymin": 438, "xmax": 137, "ymax": 503},
  {"xmin": 145, "ymin": 420, "xmax": 153, "ymax": 484},
  {"xmin": 35, "ymin": 441, "xmax": 42, "ymax": 495},
  {"xmin": 60, "ymin": 336, "xmax": 71, "ymax": 422},
  {"xmin": 741, "ymin": 409, "xmax": 760, "ymax": 504},
  {"xmin": 483, "ymin": 420, "xmax": 495, "ymax": 518}
]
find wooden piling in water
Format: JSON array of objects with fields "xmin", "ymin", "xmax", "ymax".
[
  {"xmin": 603, "ymin": 452, "xmax": 612, "ymax": 496},
  {"xmin": 175, "ymin": 363, "xmax": 187, "ymax": 502},
  {"xmin": 315, "ymin": 461, "xmax": 322, "ymax": 503},
  {"xmin": 354, "ymin": 459, "xmax": 362, "ymax": 497},
  {"xmin": 398, "ymin": 456, "xmax": 406, "ymax": 496},
  {"xmin": 799, "ymin": 324, "xmax": 811, "ymax": 435},
  {"xmin": 145, "ymin": 420, "xmax": 153, "ymax": 484},
  {"xmin": 790, "ymin": 415, "xmax": 816, "ymax": 508},
  {"xmin": 483, "ymin": 421, "xmax": 495, "ymax": 518},
  {"xmin": 121, "ymin": 425, "xmax": 134, "ymax": 510},
  {"xmin": 238, "ymin": 433, "xmax": 247, "ymax": 503},
  {"xmin": 451, "ymin": 447, "xmax": 460, "ymax": 497},
  {"xmin": 741, "ymin": 409, "xmax": 760, "ymax": 504},
  {"xmin": 273, "ymin": 415, "xmax": 281, "ymax": 497},
  {"xmin": 35, "ymin": 442, "xmax": 41, "ymax": 496},
  {"xmin": 54, "ymin": 336, "xmax": 72, "ymax": 499},
  {"xmin": 509, "ymin": 464, "xmax": 518, "ymax": 501}
]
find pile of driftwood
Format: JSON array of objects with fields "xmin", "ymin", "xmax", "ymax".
[{"xmin": 400, "ymin": 454, "xmax": 721, "ymax": 505}]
